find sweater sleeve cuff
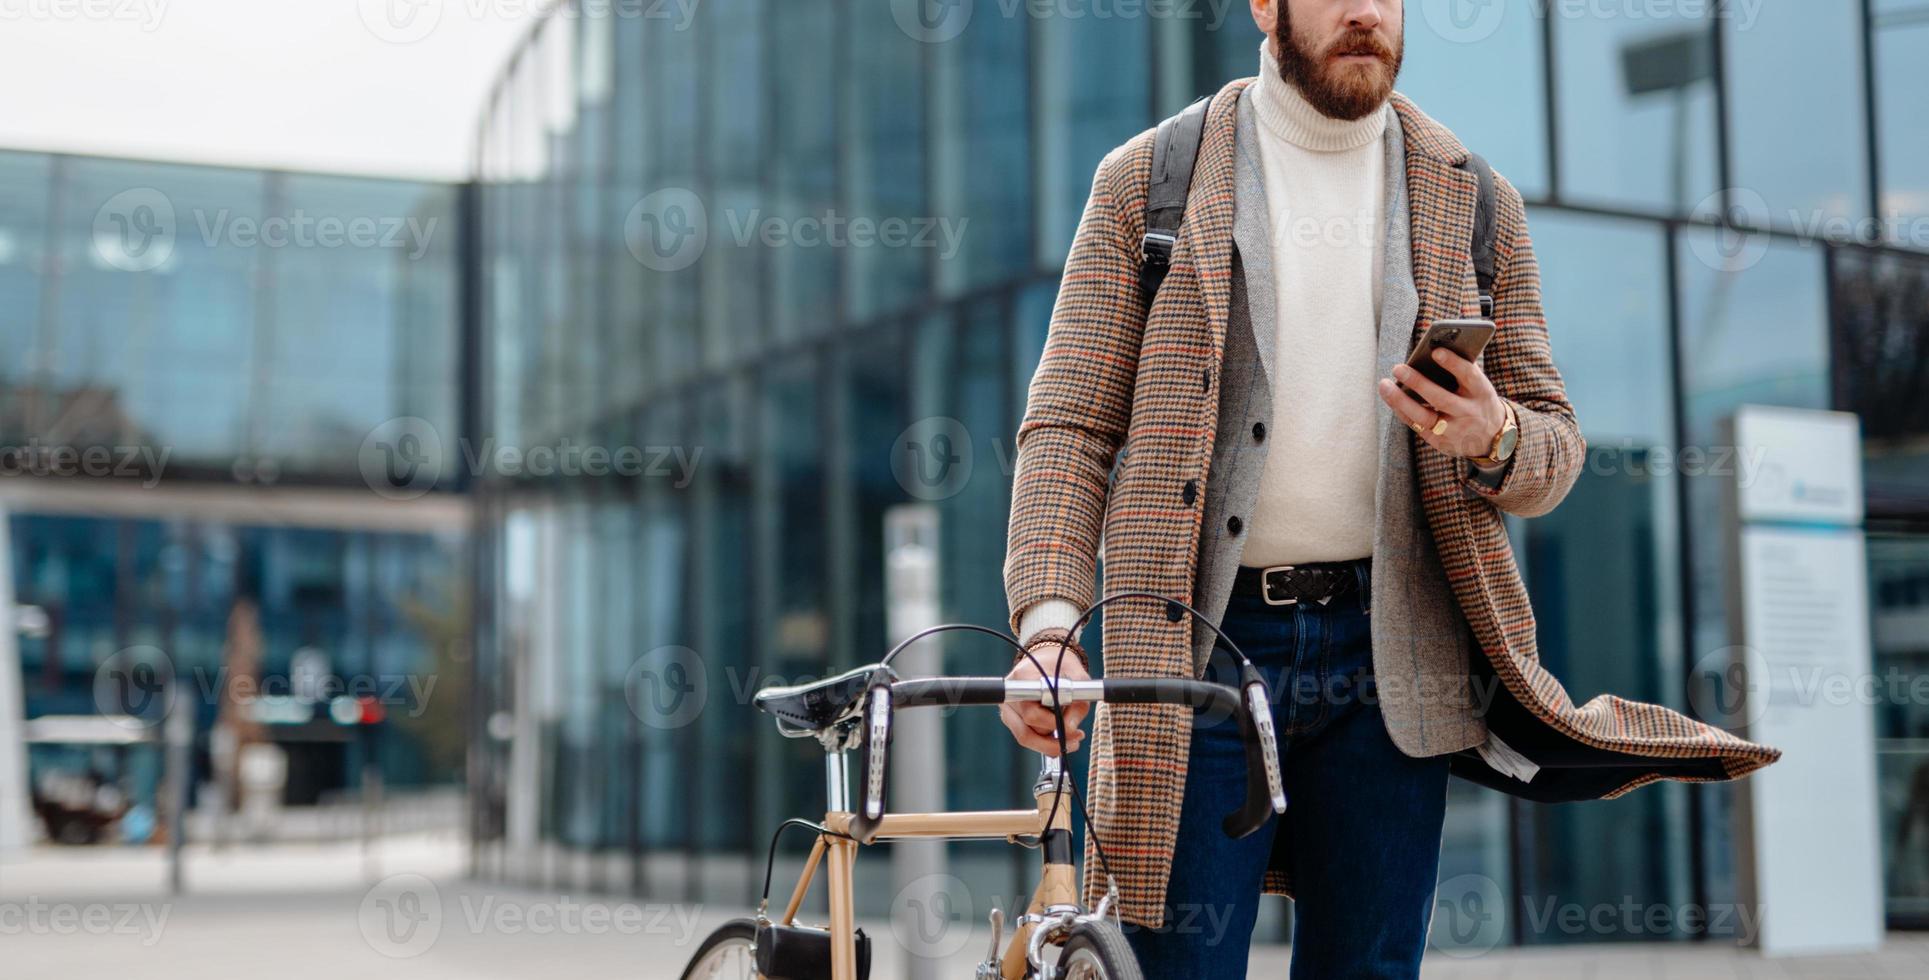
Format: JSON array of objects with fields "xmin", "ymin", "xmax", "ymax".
[{"xmin": 1016, "ymin": 598, "xmax": 1084, "ymax": 648}]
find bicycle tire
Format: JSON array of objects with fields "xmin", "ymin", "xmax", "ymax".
[
  {"xmin": 1053, "ymin": 919, "xmax": 1144, "ymax": 980},
  {"xmin": 679, "ymin": 918, "xmax": 760, "ymax": 980}
]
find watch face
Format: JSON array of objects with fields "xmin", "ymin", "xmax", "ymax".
[{"xmin": 1496, "ymin": 426, "xmax": 1520, "ymax": 459}]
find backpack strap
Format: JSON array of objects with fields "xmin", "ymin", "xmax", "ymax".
[
  {"xmin": 1140, "ymin": 96, "xmax": 1212, "ymax": 306},
  {"xmin": 1459, "ymin": 151, "xmax": 1499, "ymax": 319},
  {"xmin": 1138, "ymin": 98, "xmax": 1501, "ymax": 320}
]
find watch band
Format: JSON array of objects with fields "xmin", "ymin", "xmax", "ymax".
[{"xmin": 1471, "ymin": 403, "xmax": 1518, "ymax": 468}]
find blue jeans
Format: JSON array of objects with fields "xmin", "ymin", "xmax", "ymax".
[{"xmin": 1124, "ymin": 569, "xmax": 1450, "ymax": 978}]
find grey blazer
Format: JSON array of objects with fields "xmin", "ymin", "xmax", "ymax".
[{"xmin": 1189, "ymin": 89, "xmax": 1486, "ymax": 758}]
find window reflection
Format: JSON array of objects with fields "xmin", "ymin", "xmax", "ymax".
[
  {"xmin": 1555, "ymin": 9, "xmax": 1719, "ymax": 213},
  {"xmin": 1723, "ymin": 1, "xmax": 1869, "ymax": 227},
  {"xmin": 1402, "ymin": 0, "xmax": 1550, "ymax": 199}
]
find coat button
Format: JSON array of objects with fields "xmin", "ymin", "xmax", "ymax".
[
  {"xmin": 1252, "ymin": 421, "xmax": 1266, "ymax": 443},
  {"xmin": 1181, "ymin": 479, "xmax": 1197, "ymax": 505},
  {"xmin": 1165, "ymin": 601, "xmax": 1185, "ymax": 623},
  {"xmin": 1227, "ymin": 515, "xmax": 1242, "ymax": 535},
  {"xmin": 1202, "ymin": 368, "xmax": 1212, "ymax": 393}
]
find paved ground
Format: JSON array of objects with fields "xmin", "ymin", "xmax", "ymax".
[{"xmin": 4, "ymin": 835, "xmax": 1926, "ymax": 978}]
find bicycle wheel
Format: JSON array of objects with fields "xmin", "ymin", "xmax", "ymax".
[
  {"xmin": 1053, "ymin": 920, "xmax": 1144, "ymax": 980},
  {"xmin": 679, "ymin": 918, "xmax": 760, "ymax": 980}
]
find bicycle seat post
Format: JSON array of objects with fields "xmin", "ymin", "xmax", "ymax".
[{"xmin": 826, "ymin": 747, "xmax": 849, "ymax": 813}]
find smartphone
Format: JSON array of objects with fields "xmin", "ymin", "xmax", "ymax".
[{"xmin": 1400, "ymin": 318, "xmax": 1495, "ymax": 407}]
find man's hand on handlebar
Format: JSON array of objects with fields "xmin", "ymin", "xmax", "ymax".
[{"xmin": 1001, "ymin": 644, "xmax": 1089, "ymax": 756}]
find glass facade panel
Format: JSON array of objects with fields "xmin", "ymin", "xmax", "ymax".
[
  {"xmin": 1723, "ymin": 1, "xmax": 1869, "ymax": 228},
  {"xmin": 1874, "ymin": 6, "xmax": 1929, "ymax": 240},
  {"xmin": 1403, "ymin": 0, "xmax": 1550, "ymax": 199},
  {"xmin": 1554, "ymin": 7, "xmax": 1719, "ymax": 213},
  {"xmin": 0, "ymin": 152, "xmax": 460, "ymax": 484}
]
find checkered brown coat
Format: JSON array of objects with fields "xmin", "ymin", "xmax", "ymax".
[{"xmin": 1004, "ymin": 80, "xmax": 1781, "ymax": 925}]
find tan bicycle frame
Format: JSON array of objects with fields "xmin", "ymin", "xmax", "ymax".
[{"xmin": 779, "ymin": 779, "xmax": 1078, "ymax": 980}]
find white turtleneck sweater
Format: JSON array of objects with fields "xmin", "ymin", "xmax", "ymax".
[
  {"xmin": 1017, "ymin": 44, "xmax": 1389, "ymax": 646},
  {"xmin": 1241, "ymin": 40, "xmax": 1387, "ymax": 567}
]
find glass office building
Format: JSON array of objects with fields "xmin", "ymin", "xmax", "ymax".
[
  {"xmin": 1, "ymin": 150, "xmax": 471, "ymax": 818},
  {"xmin": 466, "ymin": 0, "xmax": 1929, "ymax": 942}
]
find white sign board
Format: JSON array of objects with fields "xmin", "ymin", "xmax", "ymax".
[{"xmin": 1730, "ymin": 406, "xmax": 1883, "ymax": 957}]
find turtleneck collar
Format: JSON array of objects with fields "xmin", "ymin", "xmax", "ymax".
[{"xmin": 1253, "ymin": 38, "xmax": 1388, "ymax": 152}]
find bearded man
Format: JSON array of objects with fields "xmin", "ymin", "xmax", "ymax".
[{"xmin": 999, "ymin": 1, "xmax": 1779, "ymax": 976}]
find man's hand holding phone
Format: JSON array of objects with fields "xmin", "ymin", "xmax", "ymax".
[{"xmin": 1377, "ymin": 327, "xmax": 1512, "ymax": 462}]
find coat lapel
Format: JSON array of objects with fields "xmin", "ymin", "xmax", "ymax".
[
  {"xmin": 1184, "ymin": 83, "xmax": 1247, "ymax": 367},
  {"xmin": 1392, "ymin": 94, "xmax": 1479, "ymax": 338},
  {"xmin": 1230, "ymin": 88, "xmax": 1277, "ymax": 386}
]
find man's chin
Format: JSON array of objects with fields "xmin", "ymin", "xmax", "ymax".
[{"xmin": 1309, "ymin": 77, "xmax": 1393, "ymax": 120}]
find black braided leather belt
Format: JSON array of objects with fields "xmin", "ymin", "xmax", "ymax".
[{"xmin": 1230, "ymin": 557, "xmax": 1370, "ymax": 607}]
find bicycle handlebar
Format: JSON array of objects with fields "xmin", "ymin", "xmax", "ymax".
[{"xmin": 848, "ymin": 673, "xmax": 1286, "ymax": 845}]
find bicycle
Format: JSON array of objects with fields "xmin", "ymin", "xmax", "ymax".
[{"xmin": 678, "ymin": 594, "xmax": 1287, "ymax": 980}]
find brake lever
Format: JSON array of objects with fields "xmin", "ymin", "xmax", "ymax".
[
  {"xmin": 847, "ymin": 668, "xmax": 898, "ymax": 844},
  {"xmin": 1221, "ymin": 663, "xmax": 1287, "ymax": 839}
]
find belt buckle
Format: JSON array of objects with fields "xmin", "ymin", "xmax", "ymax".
[{"xmin": 1261, "ymin": 564, "xmax": 1297, "ymax": 606}]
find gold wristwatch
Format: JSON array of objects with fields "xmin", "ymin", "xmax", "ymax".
[{"xmin": 1471, "ymin": 403, "xmax": 1519, "ymax": 467}]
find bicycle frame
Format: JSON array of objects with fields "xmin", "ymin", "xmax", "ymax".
[
  {"xmin": 768, "ymin": 746, "xmax": 1082, "ymax": 980},
  {"xmin": 749, "ymin": 618, "xmax": 1284, "ymax": 980}
]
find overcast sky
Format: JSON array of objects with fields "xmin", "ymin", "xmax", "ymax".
[{"xmin": 0, "ymin": 0, "xmax": 541, "ymax": 181}]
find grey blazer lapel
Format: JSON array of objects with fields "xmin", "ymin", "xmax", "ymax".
[
  {"xmin": 1374, "ymin": 115, "xmax": 1421, "ymax": 394},
  {"xmin": 1369, "ymin": 110, "xmax": 1485, "ymax": 756},
  {"xmin": 1231, "ymin": 90, "xmax": 1276, "ymax": 386}
]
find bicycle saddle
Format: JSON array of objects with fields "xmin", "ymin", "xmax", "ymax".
[{"xmin": 753, "ymin": 665, "xmax": 881, "ymax": 731}]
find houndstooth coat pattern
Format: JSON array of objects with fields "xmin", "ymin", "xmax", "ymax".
[{"xmin": 1003, "ymin": 79, "xmax": 1781, "ymax": 926}]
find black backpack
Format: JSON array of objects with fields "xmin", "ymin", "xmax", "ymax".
[{"xmin": 1139, "ymin": 97, "xmax": 1499, "ymax": 319}]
